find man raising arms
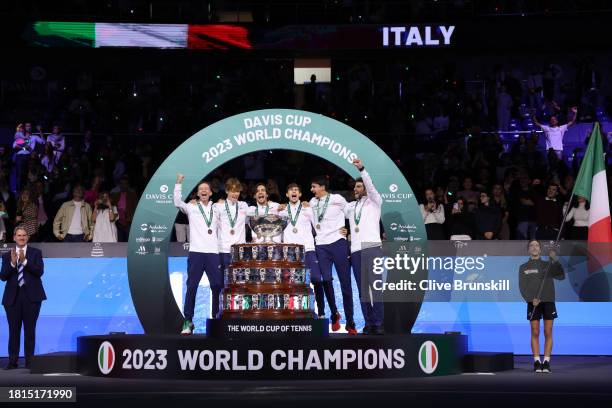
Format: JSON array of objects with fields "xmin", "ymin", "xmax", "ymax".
[
  {"xmin": 532, "ymin": 106, "xmax": 577, "ymax": 160},
  {"xmin": 344, "ymin": 158, "xmax": 385, "ymax": 335},
  {"xmin": 174, "ymin": 174, "xmax": 222, "ymax": 334}
]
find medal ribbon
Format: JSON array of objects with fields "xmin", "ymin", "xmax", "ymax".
[
  {"xmin": 225, "ymin": 200, "xmax": 238, "ymax": 229},
  {"xmin": 354, "ymin": 197, "xmax": 367, "ymax": 227},
  {"xmin": 316, "ymin": 194, "xmax": 330, "ymax": 223},
  {"xmin": 288, "ymin": 202, "xmax": 302, "ymax": 227},
  {"xmin": 197, "ymin": 201, "xmax": 213, "ymax": 228},
  {"xmin": 255, "ymin": 204, "xmax": 269, "ymax": 216}
]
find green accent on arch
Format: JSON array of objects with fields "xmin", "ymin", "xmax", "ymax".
[{"xmin": 127, "ymin": 109, "xmax": 427, "ymax": 334}]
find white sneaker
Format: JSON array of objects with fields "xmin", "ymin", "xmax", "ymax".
[{"xmin": 181, "ymin": 320, "xmax": 194, "ymax": 335}]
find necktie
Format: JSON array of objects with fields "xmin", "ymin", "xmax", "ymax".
[{"xmin": 17, "ymin": 250, "xmax": 25, "ymax": 287}]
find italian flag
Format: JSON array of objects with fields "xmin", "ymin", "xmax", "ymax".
[
  {"xmin": 572, "ymin": 122, "xmax": 612, "ymax": 273},
  {"xmin": 420, "ymin": 342, "xmax": 437, "ymax": 369},
  {"xmin": 573, "ymin": 122, "xmax": 612, "ymax": 243}
]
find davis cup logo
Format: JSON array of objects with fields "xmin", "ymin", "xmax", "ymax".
[
  {"xmin": 418, "ymin": 341, "xmax": 438, "ymax": 374},
  {"xmin": 98, "ymin": 341, "xmax": 116, "ymax": 375},
  {"xmin": 127, "ymin": 109, "xmax": 426, "ymax": 335}
]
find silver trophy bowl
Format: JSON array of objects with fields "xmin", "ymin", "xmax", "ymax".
[{"xmin": 249, "ymin": 214, "xmax": 288, "ymax": 242}]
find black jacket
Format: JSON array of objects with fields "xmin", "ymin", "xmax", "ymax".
[
  {"xmin": 518, "ymin": 258, "xmax": 564, "ymax": 303},
  {"xmin": 475, "ymin": 205, "xmax": 502, "ymax": 238},
  {"xmin": 0, "ymin": 247, "xmax": 46, "ymax": 305},
  {"xmin": 448, "ymin": 212, "xmax": 476, "ymax": 238}
]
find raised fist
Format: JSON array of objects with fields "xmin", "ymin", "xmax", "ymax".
[{"xmin": 352, "ymin": 158, "xmax": 364, "ymax": 170}]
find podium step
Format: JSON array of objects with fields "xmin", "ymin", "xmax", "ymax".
[
  {"xmin": 31, "ymin": 352, "xmax": 78, "ymax": 374},
  {"xmin": 463, "ymin": 352, "xmax": 514, "ymax": 372}
]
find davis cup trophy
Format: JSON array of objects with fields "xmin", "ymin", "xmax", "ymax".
[
  {"xmin": 206, "ymin": 214, "xmax": 328, "ymax": 338},
  {"xmin": 220, "ymin": 214, "xmax": 315, "ymax": 319}
]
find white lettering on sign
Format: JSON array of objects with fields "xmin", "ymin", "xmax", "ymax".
[
  {"xmin": 382, "ymin": 26, "xmax": 455, "ymax": 47},
  {"xmin": 172, "ymin": 348, "xmax": 406, "ymax": 372},
  {"xmin": 201, "ymin": 114, "xmax": 358, "ymax": 165}
]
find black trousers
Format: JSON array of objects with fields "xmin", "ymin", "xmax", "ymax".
[
  {"xmin": 4, "ymin": 287, "xmax": 42, "ymax": 365},
  {"xmin": 535, "ymin": 225, "xmax": 559, "ymax": 240}
]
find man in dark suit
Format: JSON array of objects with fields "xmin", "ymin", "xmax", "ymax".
[{"xmin": 0, "ymin": 227, "xmax": 46, "ymax": 369}]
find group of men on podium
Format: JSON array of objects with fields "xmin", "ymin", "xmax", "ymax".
[{"xmin": 175, "ymin": 158, "xmax": 385, "ymax": 336}]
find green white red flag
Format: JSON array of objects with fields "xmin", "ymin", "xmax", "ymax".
[
  {"xmin": 572, "ymin": 122, "xmax": 611, "ymax": 243},
  {"xmin": 571, "ymin": 122, "xmax": 612, "ymax": 275}
]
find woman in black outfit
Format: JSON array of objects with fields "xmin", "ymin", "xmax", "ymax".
[{"xmin": 475, "ymin": 190, "xmax": 502, "ymax": 240}]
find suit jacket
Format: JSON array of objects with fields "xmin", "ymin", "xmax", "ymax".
[{"xmin": 0, "ymin": 247, "xmax": 46, "ymax": 305}]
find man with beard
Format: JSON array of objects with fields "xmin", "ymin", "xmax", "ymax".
[
  {"xmin": 344, "ymin": 158, "xmax": 385, "ymax": 335},
  {"xmin": 278, "ymin": 184, "xmax": 341, "ymax": 330},
  {"xmin": 174, "ymin": 174, "xmax": 222, "ymax": 334},
  {"xmin": 248, "ymin": 183, "xmax": 280, "ymax": 243}
]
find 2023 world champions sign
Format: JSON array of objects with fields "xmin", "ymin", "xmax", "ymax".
[
  {"xmin": 127, "ymin": 109, "xmax": 427, "ymax": 334},
  {"xmin": 79, "ymin": 334, "xmax": 466, "ymax": 379}
]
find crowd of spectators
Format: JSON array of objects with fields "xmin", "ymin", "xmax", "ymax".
[
  {"xmin": 0, "ymin": 118, "xmax": 609, "ymax": 244},
  {"xmin": 0, "ymin": 122, "xmax": 150, "ymax": 243},
  {"xmin": 2, "ymin": 54, "xmax": 609, "ymax": 141},
  {"xmin": 1, "ymin": 54, "xmax": 610, "ymax": 243}
]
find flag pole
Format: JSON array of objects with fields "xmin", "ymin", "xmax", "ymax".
[
  {"xmin": 527, "ymin": 120, "xmax": 602, "ymax": 319},
  {"xmin": 527, "ymin": 185, "xmax": 575, "ymax": 320}
]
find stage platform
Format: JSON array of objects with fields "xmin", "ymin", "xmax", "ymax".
[
  {"xmin": 77, "ymin": 333, "xmax": 467, "ymax": 379},
  {"xmin": 0, "ymin": 356, "xmax": 610, "ymax": 407}
]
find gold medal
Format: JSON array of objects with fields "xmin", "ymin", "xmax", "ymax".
[{"xmin": 316, "ymin": 224, "xmax": 321, "ymax": 230}]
